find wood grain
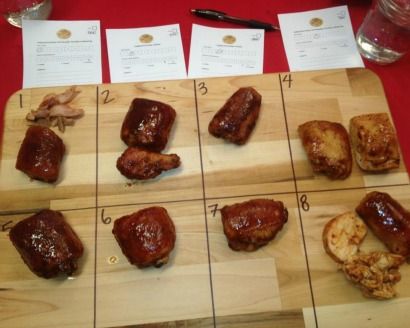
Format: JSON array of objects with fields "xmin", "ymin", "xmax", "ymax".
[{"xmin": 0, "ymin": 69, "xmax": 409, "ymax": 328}]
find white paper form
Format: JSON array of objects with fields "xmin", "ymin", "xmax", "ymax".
[
  {"xmin": 278, "ymin": 6, "xmax": 364, "ymax": 71},
  {"xmin": 106, "ymin": 24, "xmax": 186, "ymax": 83},
  {"xmin": 188, "ymin": 24, "xmax": 264, "ymax": 78},
  {"xmin": 22, "ymin": 20, "xmax": 102, "ymax": 88}
]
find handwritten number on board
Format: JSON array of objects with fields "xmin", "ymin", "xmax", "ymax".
[
  {"xmin": 197, "ymin": 82, "xmax": 208, "ymax": 95},
  {"xmin": 208, "ymin": 204, "xmax": 219, "ymax": 217},
  {"xmin": 1, "ymin": 220, "xmax": 13, "ymax": 232},
  {"xmin": 101, "ymin": 209, "xmax": 112, "ymax": 225},
  {"xmin": 101, "ymin": 89, "xmax": 115, "ymax": 104},
  {"xmin": 282, "ymin": 74, "xmax": 293, "ymax": 88},
  {"xmin": 19, "ymin": 94, "xmax": 23, "ymax": 109},
  {"xmin": 300, "ymin": 194, "xmax": 310, "ymax": 212}
]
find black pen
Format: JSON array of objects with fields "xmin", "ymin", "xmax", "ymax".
[{"xmin": 190, "ymin": 9, "xmax": 280, "ymax": 31}]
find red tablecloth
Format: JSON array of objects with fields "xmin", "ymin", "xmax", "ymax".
[{"xmin": 1, "ymin": 0, "xmax": 409, "ymax": 172}]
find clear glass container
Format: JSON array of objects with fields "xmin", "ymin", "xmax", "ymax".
[{"xmin": 1, "ymin": 0, "xmax": 52, "ymax": 28}]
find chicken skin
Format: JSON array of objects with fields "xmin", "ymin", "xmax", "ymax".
[
  {"xmin": 116, "ymin": 147, "xmax": 180, "ymax": 180},
  {"xmin": 208, "ymin": 87, "xmax": 262, "ymax": 145},
  {"xmin": 15, "ymin": 125, "xmax": 65, "ymax": 183},
  {"xmin": 121, "ymin": 98, "xmax": 176, "ymax": 152},
  {"xmin": 356, "ymin": 191, "xmax": 410, "ymax": 259},
  {"xmin": 350, "ymin": 113, "xmax": 400, "ymax": 171},
  {"xmin": 298, "ymin": 120, "xmax": 352, "ymax": 179},
  {"xmin": 9, "ymin": 209, "xmax": 84, "ymax": 278},
  {"xmin": 112, "ymin": 207, "xmax": 176, "ymax": 268},
  {"xmin": 221, "ymin": 199, "xmax": 288, "ymax": 251}
]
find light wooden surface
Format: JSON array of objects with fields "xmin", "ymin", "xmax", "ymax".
[{"xmin": 0, "ymin": 69, "xmax": 409, "ymax": 328}]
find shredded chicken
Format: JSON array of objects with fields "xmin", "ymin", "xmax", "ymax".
[
  {"xmin": 342, "ymin": 251, "xmax": 405, "ymax": 299},
  {"xmin": 26, "ymin": 86, "xmax": 84, "ymax": 132}
]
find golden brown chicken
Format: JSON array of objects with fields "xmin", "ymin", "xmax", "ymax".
[
  {"xmin": 9, "ymin": 209, "xmax": 84, "ymax": 278},
  {"xmin": 298, "ymin": 120, "xmax": 352, "ymax": 179},
  {"xmin": 350, "ymin": 113, "xmax": 400, "ymax": 171},
  {"xmin": 121, "ymin": 98, "xmax": 176, "ymax": 152},
  {"xmin": 208, "ymin": 87, "xmax": 262, "ymax": 145},
  {"xmin": 116, "ymin": 147, "xmax": 180, "ymax": 180},
  {"xmin": 342, "ymin": 251, "xmax": 405, "ymax": 299},
  {"xmin": 356, "ymin": 191, "xmax": 410, "ymax": 258},
  {"xmin": 112, "ymin": 206, "xmax": 176, "ymax": 268},
  {"xmin": 221, "ymin": 199, "xmax": 288, "ymax": 251},
  {"xmin": 15, "ymin": 125, "xmax": 65, "ymax": 183}
]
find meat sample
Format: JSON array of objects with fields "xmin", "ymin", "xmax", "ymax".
[
  {"xmin": 116, "ymin": 147, "xmax": 180, "ymax": 180},
  {"xmin": 112, "ymin": 206, "xmax": 176, "ymax": 268},
  {"xmin": 356, "ymin": 191, "xmax": 410, "ymax": 258},
  {"xmin": 9, "ymin": 209, "xmax": 84, "ymax": 278},
  {"xmin": 221, "ymin": 199, "xmax": 288, "ymax": 251},
  {"xmin": 208, "ymin": 87, "xmax": 262, "ymax": 145},
  {"xmin": 342, "ymin": 251, "xmax": 404, "ymax": 299},
  {"xmin": 298, "ymin": 120, "xmax": 352, "ymax": 179},
  {"xmin": 120, "ymin": 98, "xmax": 176, "ymax": 152},
  {"xmin": 15, "ymin": 125, "xmax": 65, "ymax": 183},
  {"xmin": 350, "ymin": 113, "xmax": 400, "ymax": 171}
]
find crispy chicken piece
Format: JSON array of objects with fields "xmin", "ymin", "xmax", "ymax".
[
  {"xmin": 15, "ymin": 125, "xmax": 65, "ymax": 183},
  {"xmin": 356, "ymin": 191, "xmax": 410, "ymax": 258},
  {"xmin": 298, "ymin": 120, "xmax": 352, "ymax": 179},
  {"xmin": 323, "ymin": 212, "xmax": 367, "ymax": 263},
  {"xmin": 9, "ymin": 209, "xmax": 84, "ymax": 278},
  {"xmin": 208, "ymin": 87, "xmax": 262, "ymax": 145},
  {"xmin": 350, "ymin": 113, "xmax": 400, "ymax": 171},
  {"xmin": 342, "ymin": 251, "xmax": 405, "ymax": 299},
  {"xmin": 116, "ymin": 147, "xmax": 180, "ymax": 180},
  {"xmin": 112, "ymin": 206, "xmax": 176, "ymax": 268},
  {"xmin": 120, "ymin": 98, "xmax": 176, "ymax": 151},
  {"xmin": 221, "ymin": 199, "xmax": 288, "ymax": 251}
]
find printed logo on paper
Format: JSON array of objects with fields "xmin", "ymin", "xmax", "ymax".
[
  {"xmin": 139, "ymin": 34, "xmax": 154, "ymax": 43},
  {"xmin": 309, "ymin": 17, "xmax": 323, "ymax": 27},
  {"xmin": 222, "ymin": 35, "xmax": 236, "ymax": 44},
  {"xmin": 57, "ymin": 29, "xmax": 72, "ymax": 39}
]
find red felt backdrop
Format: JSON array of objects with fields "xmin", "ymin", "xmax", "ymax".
[{"xmin": 0, "ymin": 0, "xmax": 409, "ymax": 171}]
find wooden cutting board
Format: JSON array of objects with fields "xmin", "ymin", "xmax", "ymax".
[{"xmin": 0, "ymin": 68, "xmax": 409, "ymax": 328}]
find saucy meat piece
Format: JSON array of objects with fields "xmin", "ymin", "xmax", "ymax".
[
  {"xmin": 116, "ymin": 147, "xmax": 180, "ymax": 180},
  {"xmin": 208, "ymin": 87, "xmax": 262, "ymax": 145},
  {"xmin": 120, "ymin": 98, "xmax": 176, "ymax": 151},
  {"xmin": 9, "ymin": 209, "xmax": 84, "ymax": 278},
  {"xmin": 112, "ymin": 207, "xmax": 176, "ymax": 268},
  {"xmin": 350, "ymin": 113, "xmax": 400, "ymax": 171},
  {"xmin": 356, "ymin": 191, "xmax": 410, "ymax": 258},
  {"xmin": 15, "ymin": 125, "xmax": 65, "ymax": 183},
  {"xmin": 298, "ymin": 120, "xmax": 352, "ymax": 179},
  {"xmin": 221, "ymin": 199, "xmax": 288, "ymax": 251}
]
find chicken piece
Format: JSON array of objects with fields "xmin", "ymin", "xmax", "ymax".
[
  {"xmin": 323, "ymin": 212, "xmax": 367, "ymax": 264},
  {"xmin": 221, "ymin": 199, "xmax": 288, "ymax": 251},
  {"xmin": 116, "ymin": 147, "xmax": 180, "ymax": 180},
  {"xmin": 356, "ymin": 191, "xmax": 410, "ymax": 258},
  {"xmin": 112, "ymin": 206, "xmax": 176, "ymax": 268},
  {"xmin": 9, "ymin": 209, "xmax": 84, "ymax": 279},
  {"xmin": 120, "ymin": 98, "xmax": 176, "ymax": 151},
  {"xmin": 342, "ymin": 251, "xmax": 405, "ymax": 299},
  {"xmin": 208, "ymin": 87, "xmax": 262, "ymax": 145},
  {"xmin": 350, "ymin": 113, "xmax": 400, "ymax": 171},
  {"xmin": 298, "ymin": 120, "xmax": 352, "ymax": 179},
  {"xmin": 15, "ymin": 125, "xmax": 65, "ymax": 183}
]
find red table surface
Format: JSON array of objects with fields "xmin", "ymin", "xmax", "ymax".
[{"xmin": 0, "ymin": 0, "xmax": 409, "ymax": 172}]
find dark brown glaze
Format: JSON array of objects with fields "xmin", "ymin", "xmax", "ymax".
[
  {"xmin": 116, "ymin": 147, "xmax": 180, "ymax": 180},
  {"xmin": 112, "ymin": 207, "xmax": 176, "ymax": 268},
  {"xmin": 120, "ymin": 98, "xmax": 176, "ymax": 151},
  {"xmin": 15, "ymin": 125, "xmax": 65, "ymax": 183},
  {"xmin": 208, "ymin": 87, "xmax": 262, "ymax": 145},
  {"xmin": 298, "ymin": 120, "xmax": 352, "ymax": 179},
  {"xmin": 221, "ymin": 199, "xmax": 288, "ymax": 251},
  {"xmin": 356, "ymin": 191, "xmax": 410, "ymax": 258},
  {"xmin": 9, "ymin": 209, "xmax": 84, "ymax": 278}
]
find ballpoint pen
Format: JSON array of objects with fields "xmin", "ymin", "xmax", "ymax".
[{"xmin": 190, "ymin": 9, "xmax": 280, "ymax": 31}]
